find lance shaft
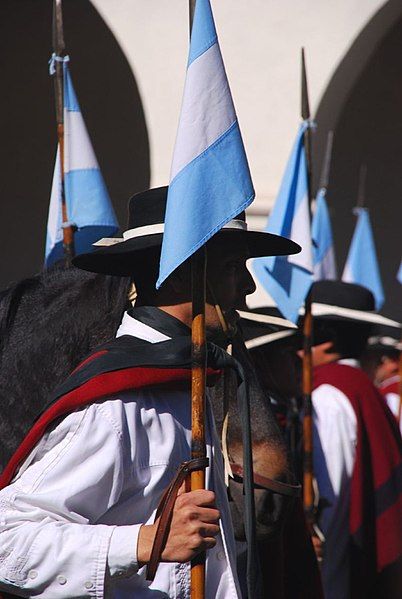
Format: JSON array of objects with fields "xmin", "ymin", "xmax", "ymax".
[
  {"xmin": 301, "ymin": 48, "xmax": 315, "ymax": 524},
  {"xmin": 52, "ymin": 0, "xmax": 75, "ymax": 261},
  {"xmin": 188, "ymin": 3, "xmax": 207, "ymax": 598}
]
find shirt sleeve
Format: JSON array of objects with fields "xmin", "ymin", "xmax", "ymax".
[
  {"xmin": 0, "ymin": 401, "xmax": 141, "ymax": 598},
  {"xmin": 312, "ymin": 383, "xmax": 357, "ymax": 531}
]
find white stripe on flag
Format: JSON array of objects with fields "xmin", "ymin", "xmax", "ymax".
[
  {"xmin": 170, "ymin": 42, "xmax": 235, "ymax": 181},
  {"xmin": 64, "ymin": 110, "xmax": 99, "ymax": 173},
  {"xmin": 288, "ymin": 191, "xmax": 313, "ymax": 272},
  {"xmin": 313, "ymin": 246, "xmax": 336, "ymax": 281}
]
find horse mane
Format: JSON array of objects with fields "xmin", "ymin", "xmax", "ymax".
[{"xmin": 0, "ymin": 262, "xmax": 130, "ymax": 466}]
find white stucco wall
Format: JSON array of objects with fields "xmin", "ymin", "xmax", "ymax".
[{"xmin": 91, "ymin": 0, "xmax": 385, "ymax": 217}]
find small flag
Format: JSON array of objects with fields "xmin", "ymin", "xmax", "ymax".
[
  {"xmin": 342, "ymin": 208, "xmax": 384, "ymax": 309},
  {"xmin": 157, "ymin": 0, "xmax": 254, "ymax": 287},
  {"xmin": 397, "ymin": 260, "xmax": 402, "ymax": 285},
  {"xmin": 253, "ymin": 122, "xmax": 313, "ymax": 323},
  {"xmin": 312, "ymin": 188, "xmax": 337, "ymax": 280},
  {"xmin": 45, "ymin": 58, "xmax": 118, "ymax": 265}
]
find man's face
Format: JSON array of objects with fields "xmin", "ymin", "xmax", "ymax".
[{"xmin": 206, "ymin": 238, "xmax": 256, "ymax": 314}]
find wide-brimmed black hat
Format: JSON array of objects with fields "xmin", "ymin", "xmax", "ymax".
[
  {"xmin": 73, "ymin": 186, "xmax": 300, "ymax": 277},
  {"xmin": 239, "ymin": 306, "xmax": 297, "ymax": 350},
  {"xmin": 299, "ymin": 280, "xmax": 401, "ymax": 328}
]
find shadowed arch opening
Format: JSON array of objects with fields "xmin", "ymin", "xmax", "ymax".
[
  {"xmin": 313, "ymin": 0, "xmax": 402, "ymax": 321},
  {"xmin": 0, "ymin": 0, "xmax": 150, "ymax": 289}
]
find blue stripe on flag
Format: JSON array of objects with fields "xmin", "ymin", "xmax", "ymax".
[
  {"xmin": 46, "ymin": 225, "xmax": 118, "ymax": 267},
  {"xmin": 342, "ymin": 208, "xmax": 384, "ymax": 309},
  {"xmin": 157, "ymin": 121, "xmax": 253, "ymax": 287},
  {"xmin": 188, "ymin": 0, "xmax": 217, "ymax": 66},
  {"xmin": 397, "ymin": 261, "xmax": 402, "ymax": 285},
  {"xmin": 252, "ymin": 121, "xmax": 313, "ymax": 323},
  {"xmin": 63, "ymin": 66, "xmax": 80, "ymax": 112},
  {"xmin": 65, "ymin": 169, "xmax": 118, "ymax": 229},
  {"xmin": 253, "ymin": 257, "xmax": 313, "ymax": 324},
  {"xmin": 312, "ymin": 190, "xmax": 332, "ymax": 262}
]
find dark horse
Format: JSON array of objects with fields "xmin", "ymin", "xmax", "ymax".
[{"xmin": 0, "ymin": 262, "xmax": 321, "ymax": 598}]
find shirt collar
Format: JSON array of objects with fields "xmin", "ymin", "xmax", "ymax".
[
  {"xmin": 338, "ymin": 358, "xmax": 360, "ymax": 369},
  {"xmin": 116, "ymin": 306, "xmax": 190, "ymax": 344}
]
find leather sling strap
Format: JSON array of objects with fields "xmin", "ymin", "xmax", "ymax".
[
  {"xmin": 230, "ymin": 462, "xmax": 301, "ymax": 498},
  {"xmin": 146, "ymin": 456, "xmax": 209, "ymax": 581}
]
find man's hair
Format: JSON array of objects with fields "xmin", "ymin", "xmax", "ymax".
[
  {"xmin": 360, "ymin": 345, "xmax": 400, "ymax": 374},
  {"xmin": 313, "ymin": 318, "xmax": 373, "ymax": 360}
]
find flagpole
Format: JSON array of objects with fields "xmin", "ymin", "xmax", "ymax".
[
  {"xmin": 301, "ymin": 48, "xmax": 315, "ymax": 529},
  {"xmin": 52, "ymin": 0, "xmax": 75, "ymax": 261},
  {"xmin": 189, "ymin": 3, "xmax": 207, "ymax": 598}
]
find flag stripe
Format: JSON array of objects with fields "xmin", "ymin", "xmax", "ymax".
[
  {"xmin": 65, "ymin": 169, "xmax": 117, "ymax": 228},
  {"xmin": 342, "ymin": 208, "xmax": 384, "ymax": 309},
  {"xmin": 188, "ymin": 0, "xmax": 217, "ymax": 66},
  {"xmin": 170, "ymin": 43, "xmax": 235, "ymax": 180},
  {"xmin": 64, "ymin": 111, "xmax": 99, "ymax": 172},
  {"xmin": 158, "ymin": 122, "xmax": 253, "ymax": 286}
]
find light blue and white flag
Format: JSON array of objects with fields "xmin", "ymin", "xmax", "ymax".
[
  {"xmin": 252, "ymin": 122, "xmax": 313, "ymax": 323},
  {"xmin": 45, "ymin": 58, "xmax": 118, "ymax": 265},
  {"xmin": 342, "ymin": 208, "xmax": 384, "ymax": 309},
  {"xmin": 157, "ymin": 0, "xmax": 254, "ymax": 287},
  {"xmin": 397, "ymin": 260, "xmax": 402, "ymax": 285},
  {"xmin": 312, "ymin": 188, "xmax": 337, "ymax": 281}
]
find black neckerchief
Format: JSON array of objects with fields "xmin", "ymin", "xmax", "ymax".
[{"xmin": 128, "ymin": 306, "xmax": 190, "ymax": 339}]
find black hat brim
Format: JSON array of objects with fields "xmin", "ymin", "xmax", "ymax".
[{"xmin": 73, "ymin": 229, "xmax": 301, "ymax": 277}]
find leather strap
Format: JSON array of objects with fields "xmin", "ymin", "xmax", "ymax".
[
  {"xmin": 230, "ymin": 462, "xmax": 301, "ymax": 497},
  {"xmin": 146, "ymin": 457, "xmax": 209, "ymax": 581}
]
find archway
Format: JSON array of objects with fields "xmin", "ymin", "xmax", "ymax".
[
  {"xmin": 314, "ymin": 0, "xmax": 402, "ymax": 320},
  {"xmin": 0, "ymin": 0, "xmax": 150, "ymax": 288}
]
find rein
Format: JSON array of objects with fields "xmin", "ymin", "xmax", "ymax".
[{"xmin": 229, "ymin": 462, "xmax": 301, "ymax": 497}]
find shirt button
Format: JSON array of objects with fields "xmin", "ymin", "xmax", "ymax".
[
  {"xmin": 57, "ymin": 575, "xmax": 67, "ymax": 585},
  {"xmin": 217, "ymin": 551, "xmax": 225, "ymax": 561},
  {"xmin": 28, "ymin": 570, "xmax": 38, "ymax": 579},
  {"xmin": 84, "ymin": 581, "xmax": 93, "ymax": 589}
]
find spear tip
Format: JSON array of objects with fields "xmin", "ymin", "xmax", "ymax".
[
  {"xmin": 301, "ymin": 47, "xmax": 310, "ymax": 120},
  {"xmin": 52, "ymin": 0, "xmax": 65, "ymax": 56}
]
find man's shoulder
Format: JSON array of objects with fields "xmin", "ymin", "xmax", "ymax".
[{"xmin": 313, "ymin": 361, "xmax": 374, "ymax": 393}]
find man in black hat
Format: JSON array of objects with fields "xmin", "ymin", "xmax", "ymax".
[
  {"xmin": 360, "ymin": 326, "xmax": 402, "ymax": 433},
  {"xmin": 0, "ymin": 186, "xmax": 299, "ymax": 598},
  {"xmin": 298, "ymin": 281, "xmax": 402, "ymax": 599}
]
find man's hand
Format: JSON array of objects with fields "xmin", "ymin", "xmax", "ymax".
[{"xmin": 137, "ymin": 489, "xmax": 220, "ymax": 565}]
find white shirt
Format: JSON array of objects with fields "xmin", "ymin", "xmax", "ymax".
[
  {"xmin": 312, "ymin": 359, "xmax": 358, "ymax": 599},
  {"xmin": 0, "ymin": 312, "xmax": 241, "ymax": 598}
]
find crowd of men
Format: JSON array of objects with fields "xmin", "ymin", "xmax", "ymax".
[{"xmin": 0, "ymin": 185, "xmax": 400, "ymax": 599}]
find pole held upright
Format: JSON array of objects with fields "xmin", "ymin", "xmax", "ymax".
[
  {"xmin": 52, "ymin": 0, "xmax": 75, "ymax": 262},
  {"xmin": 189, "ymin": 4, "xmax": 207, "ymax": 598},
  {"xmin": 301, "ymin": 47, "xmax": 315, "ymax": 526}
]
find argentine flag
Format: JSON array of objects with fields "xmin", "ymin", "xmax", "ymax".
[
  {"xmin": 45, "ymin": 59, "xmax": 118, "ymax": 265},
  {"xmin": 253, "ymin": 122, "xmax": 313, "ymax": 323},
  {"xmin": 312, "ymin": 188, "xmax": 337, "ymax": 280},
  {"xmin": 342, "ymin": 208, "xmax": 384, "ymax": 309},
  {"xmin": 397, "ymin": 260, "xmax": 402, "ymax": 285},
  {"xmin": 157, "ymin": 0, "xmax": 254, "ymax": 287}
]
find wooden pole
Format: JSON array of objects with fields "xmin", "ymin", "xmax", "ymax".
[
  {"xmin": 52, "ymin": 0, "xmax": 75, "ymax": 262},
  {"xmin": 189, "ymin": 3, "xmax": 206, "ymax": 597},
  {"xmin": 301, "ymin": 48, "xmax": 315, "ymax": 525}
]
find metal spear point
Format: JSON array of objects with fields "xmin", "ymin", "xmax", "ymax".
[{"xmin": 52, "ymin": 0, "xmax": 75, "ymax": 262}]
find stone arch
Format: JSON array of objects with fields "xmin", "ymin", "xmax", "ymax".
[
  {"xmin": 313, "ymin": 0, "xmax": 402, "ymax": 320},
  {"xmin": 0, "ymin": 0, "xmax": 150, "ymax": 288}
]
